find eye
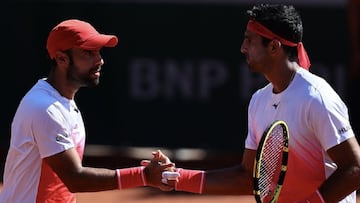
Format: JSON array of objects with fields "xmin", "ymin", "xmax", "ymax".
[
  {"xmin": 243, "ymin": 37, "xmax": 251, "ymax": 44},
  {"xmin": 80, "ymin": 50, "xmax": 101, "ymax": 60},
  {"xmin": 83, "ymin": 50, "xmax": 93, "ymax": 57},
  {"xmin": 243, "ymin": 34, "xmax": 251, "ymax": 43}
]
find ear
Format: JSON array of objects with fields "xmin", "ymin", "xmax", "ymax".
[
  {"xmin": 54, "ymin": 51, "xmax": 69, "ymax": 66},
  {"xmin": 269, "ymin": 39, "xmax": 282, "ymax": 53}
]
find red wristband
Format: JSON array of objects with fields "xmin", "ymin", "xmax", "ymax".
[
  {"xmin": 116, "ymin": 166, "xmax": 146, "ymax": 190},
  {"xmin": 175, "ymin": 168, "xmax": 205, "ymax": 194}
]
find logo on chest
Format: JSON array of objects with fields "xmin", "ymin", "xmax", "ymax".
[{"xmin": 272, "ymin": 102, "xmax": 280, "ymax": 109}]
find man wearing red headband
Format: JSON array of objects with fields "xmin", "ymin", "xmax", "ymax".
[{"xmin": 151, "ymin": 4, "xmax": 360, "ymax": 203}]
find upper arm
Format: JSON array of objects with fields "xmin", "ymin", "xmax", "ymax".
[
  {"xmin": 327, "ymin": 137, "xmax": 360, "ymax": 170},
  {"xmin": 319, "ymin": 137, "xmax": 360, "ymax": 201},
  {"xmin": 43, "ymin": 147, "xmax": 83, "ymax": 187},
  {"xmin": 32, "ymin": 104, "xmax": 75, "ymax": 159}
]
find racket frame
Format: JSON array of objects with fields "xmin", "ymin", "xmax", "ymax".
[{"xmin": 253, "ymin": 120, "xmax": 290, "ymax": 203}]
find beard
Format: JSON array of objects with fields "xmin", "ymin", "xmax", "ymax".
[{"xmin": 67, "ymin": 61, "xmax": 100, "ymax": 87}]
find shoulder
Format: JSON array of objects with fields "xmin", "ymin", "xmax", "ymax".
[
  {"xmin": 298, "ymin": 69, "xmax": 333, "ymax": 90},
  {"xmin": 296, "ymin": 69, "xmax": 341, "ymax": 101},
  {"xmin": 296, "ymin": 69, "xmax": 348, "ymax": 114},
  {"xmin": 249, "ymin": 83, "xmax": 272, "ymax": 107},
  {"xmin": 16, "ymin": 79, "xmax": 69, "ymax": 119},
  {"xmin": 251, "ymin": 83, "xmax": 272, "ymax": 100}
]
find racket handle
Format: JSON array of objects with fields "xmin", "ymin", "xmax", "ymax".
[
  {"xmin": 116, "ymin": 166, "xmax": 146, "ymax": 190},
  {"xmin": 175, "ymin": 168, "xmax": 206, "ymax": 194}
]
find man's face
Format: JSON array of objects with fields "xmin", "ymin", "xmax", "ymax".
[
  {"xmin": 65, "ymin": 48, "xmax": 104, "ymax": 87},
  {"xmin": 240, "ymin": 30, "xmax": 270, "ymax": 73}
]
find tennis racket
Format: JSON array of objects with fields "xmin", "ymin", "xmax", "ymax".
[{"xmin": 253, "ymin": 120, "xmax": 290, "ymax": 203}]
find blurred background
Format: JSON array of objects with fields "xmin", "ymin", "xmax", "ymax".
[{"xmin": 1, "ymin": 0, "xmax": 359, "ymax": 188}]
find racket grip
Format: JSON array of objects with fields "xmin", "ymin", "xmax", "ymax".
[
  {"xmin": 116, "ymin": 166, "xmax": 146, "ymax": 190},
  {"xmin": 175, "ymin": 168, "xmax": 206, "ymax": 194}
]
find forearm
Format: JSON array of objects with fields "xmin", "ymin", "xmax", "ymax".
[
  {"xmin": 63, "ymin": 167, "xmax": 118, "ymax": 193},
  {"xmin": 204, "ymin": 166, "xmax": 253, "ymax": 195},
  {"xmin": 318, "ymin": 166, "xmax": 360, "ymax": 203},
  {"xmin": 44, "ymin": 148, "xmax": 151, "ymax": 193},
  {"xmin": 64, "ymin": 166, "xmax": 147, "ymax": 193},
  {"xmin": 174, "ymin": 165, "xmax": 253, "ymax": 195}
]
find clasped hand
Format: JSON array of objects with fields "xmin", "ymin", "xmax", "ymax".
[{"xmin": 141, "ymin": 150, "xmax": 178, "ymax": 191}]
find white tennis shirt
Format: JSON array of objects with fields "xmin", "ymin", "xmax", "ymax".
[
  {"xmin": 245, "ymin": 68, "xmax": 356, "ymax": 202},
  {"xmin": 0, "ymin": 79, "xmax": 85, "ymax": 203}
]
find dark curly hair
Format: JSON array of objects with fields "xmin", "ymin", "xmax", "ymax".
[{"xmin": 246, "ymin": 4, "xmax": 303, "ymax": 60}]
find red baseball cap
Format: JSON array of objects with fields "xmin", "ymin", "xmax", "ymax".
[{"xmin": 46, "ymin": 19, "xmax": 118, "ymax": 59}]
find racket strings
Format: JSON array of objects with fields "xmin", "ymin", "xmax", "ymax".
[{"xmin": 258, "ymin": 125, "xmax": 285, "ymax": 199}]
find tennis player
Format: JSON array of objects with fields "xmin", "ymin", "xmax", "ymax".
[
  {"xmin": 0, "ymin": 19, "xmax": 174, "ymax": 203},
  {"xmin": 153, "ymin": 4, "xmax": 360, "ymax": 202}
]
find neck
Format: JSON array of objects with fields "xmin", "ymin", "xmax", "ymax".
[
  {"xmin": 270, "ymin": 62, "xmax": 298, "ymax": 93},
  {"xmin": 46, "ymin": 70, "xmax": 77, "ymax": 100}
]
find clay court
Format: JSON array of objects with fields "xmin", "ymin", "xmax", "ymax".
[
  {"xmin": 77, "ymin": 189, "xmax": 360, "ymax": 203},
  {"xmin": 0, "ymin": 183, "xmax": 254, "ymax": 202},
  {"xmin": 1, "ymin": 184, "xmax": 359, "ymax": 202},
  {"xmin": 76, "ymin": 187, "xmax": 255, "ymax": 203}
]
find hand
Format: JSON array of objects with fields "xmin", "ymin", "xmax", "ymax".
[{"xmin": 141, "ymin": 150, "xmax": 176, "ymax": 191}]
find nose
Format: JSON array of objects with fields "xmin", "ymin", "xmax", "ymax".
[
  {"xmin": 240, "ymin": 40, "xmax": 247, "ymax": 54},
  {"xmin": 95, "ymin": 58, "xmax": 104, "ymax": 68},
  {"xmin": 94, "ymin": 52, "xmax": 104, "ymax": 66}
]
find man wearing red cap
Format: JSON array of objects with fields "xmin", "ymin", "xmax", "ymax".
[
  {"xmin": 152, "ymin": 4, "xmax": 360, "ymax": 203},
  {"xmin": 0, "ymin": 19, "xmax": 173, "ymax": 203}
]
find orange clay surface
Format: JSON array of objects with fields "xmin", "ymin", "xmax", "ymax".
[{"xmin": 1, "ymin": 183, "xmax": 359, "ymax": 202}]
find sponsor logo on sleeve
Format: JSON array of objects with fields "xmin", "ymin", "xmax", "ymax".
[{"xmin": 338, "ymin": 126, "xmax": 352, "ymax": 134}]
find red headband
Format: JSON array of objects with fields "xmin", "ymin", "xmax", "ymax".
[{"xmin": 247, "ymin": 20, "xmax": 310, "ymax": 70}]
